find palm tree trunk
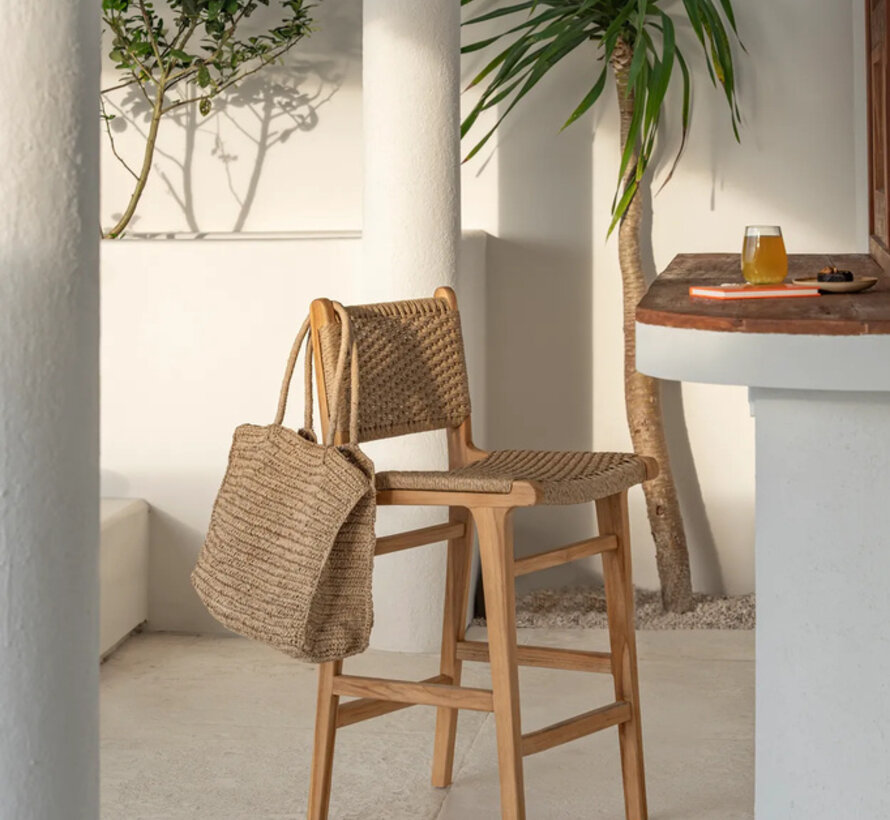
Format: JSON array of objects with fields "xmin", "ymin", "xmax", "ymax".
[{"xmin": 611, "ymin": 45, "xmax": 694, "ymax": 613}]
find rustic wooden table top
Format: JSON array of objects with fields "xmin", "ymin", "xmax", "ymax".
[{"xmin": 636, "ymin": 253, "xmax": 890, "ymax": 335}]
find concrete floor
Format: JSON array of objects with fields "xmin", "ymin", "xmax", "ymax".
[{"xmin": 100, "ymin": 627, "xmax": 754, "ymax": 819}]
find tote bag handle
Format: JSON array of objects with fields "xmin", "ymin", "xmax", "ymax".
[{"xmin": 273, "ymin": 302, "xmax": 359, "ymax": 446}]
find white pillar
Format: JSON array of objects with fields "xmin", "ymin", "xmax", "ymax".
[
  {"xmin": 362, "ymin": 0, "xmax": 460, "ymax": 298},
  {"xmin": 0, "ymin": 3, "xmax": 100, "ymax": 818},
  {"xmin": 361, "ymin": 0, "xmax": 461, "ymax": 651}
]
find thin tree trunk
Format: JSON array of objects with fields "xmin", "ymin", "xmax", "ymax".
[
  {"xmin": 611, "ymin": 45, "xmax": 694, "ymax": 613},
  {"xmin": 104, "ymin": 81, "xmax": 166, "ymax": 239}
]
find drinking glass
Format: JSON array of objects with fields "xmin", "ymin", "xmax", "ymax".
[{"xmin": 741, "ymin": 225, "xmax": 788, "ymax": 285}]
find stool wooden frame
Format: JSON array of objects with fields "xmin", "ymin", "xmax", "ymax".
[{"xmin": 306, "ymin": 288, "xmax": 654, "ymax": 820}]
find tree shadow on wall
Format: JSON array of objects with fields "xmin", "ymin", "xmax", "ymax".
[{"xmin": 105, "ymin": 57, "xmax": 346, "ymax": 233}]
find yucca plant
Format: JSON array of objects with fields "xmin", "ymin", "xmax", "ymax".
[{"xmin": 462, "ymin": 0, "xmax": 742, "ymax": 612}]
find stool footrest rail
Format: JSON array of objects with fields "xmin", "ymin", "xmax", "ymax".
[
  {"xmin": 456, "ymin": 641, "xmax": 612, "ymax": 674},
  {"xmin": 521, "ymin": 701, "xmax": 632, "ymax": 757},
  {"xmin": 332, "ymin": 674, "xmax": 494, "ymax": 715}
]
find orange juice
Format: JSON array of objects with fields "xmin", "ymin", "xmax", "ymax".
[{"xmin": 741, "ymin": 229, "xmax": 788, "ymax": 284}]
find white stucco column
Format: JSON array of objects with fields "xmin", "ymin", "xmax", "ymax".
[
  {"xmin": 361, "ymin": 0, "xmax": 461, "ymax": 651},
  {"xmin": 0, "ymin": 3, "xmax": 100, "ymax": 818},
  {"xmin": 362, "ymin": 0, "xmax": 460, "ymax": 298}
]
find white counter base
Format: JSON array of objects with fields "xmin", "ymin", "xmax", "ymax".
[
  {"xmin": 752, "ymin": 388, "xmax": 890, "ymax": 819},
  {"xmin": 637, "ymin": 309, "xmax": 890, "ymax": 819}
]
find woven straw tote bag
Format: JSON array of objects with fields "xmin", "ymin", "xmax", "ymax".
[{"xmin": 191, "ymin": 303, "xmax": 376, "ymax": 663}]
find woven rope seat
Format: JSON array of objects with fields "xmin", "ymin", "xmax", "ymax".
[{"xmin": 376, "ymin": 449, "xmax": 649, "ymax": 506}]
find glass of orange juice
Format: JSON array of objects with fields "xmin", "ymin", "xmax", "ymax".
[{"xmin": 741, "ymin": 225, "xmax": 788, "ymax": 284}]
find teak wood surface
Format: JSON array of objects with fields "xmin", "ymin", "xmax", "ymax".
[
  {"xmin": 306, "ymin": 288, "xmax": 649, "ymax": 820},
  {"xmin": 636, "ymin": 253, "xmax": 890, "ymax": 335},
  {"xmin": 455, "ymin": 640, "xmax": 612, "ymax": 674}
]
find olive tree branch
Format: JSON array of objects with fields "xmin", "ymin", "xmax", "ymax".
[
  {"xmin": 164, "ymin": 4, "xmax": 252, "ymax": 87},
  {"xmin": 102, "ymin": 77, "xmax": 141, "ymax": 95},
  {"xmin": 172, "ymin": 17, "xmax": 200, "ymax": 52},
  {"xmin": 103, "ymin": 13, "xmax": 159, "ymax": 84},
  {"xmin": 100, "ymin": 96, "xmax": 139, "ymax": 181},
  {"xmin": 101, "ymin": 0, "xmax": 315, "ymax": 237},
  {"xmin": 137, "ymin": 0, "xmax": 164, "ymax": 65},
  {"xmin": 161, "ymin": 46, "xmax": 299, "ymax": 114},
  {"xmin": 103, "ymin": 68, "xmax": 170, "ymax": 239}
]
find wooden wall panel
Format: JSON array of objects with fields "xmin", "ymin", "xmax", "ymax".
[{"xmin": 868, "ymin": 0, "xmax": 890, "ymax": 268}]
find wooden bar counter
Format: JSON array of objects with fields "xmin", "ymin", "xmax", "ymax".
[
  {"xmin": 637, "ymin": 253, "xmax": 890, "ymax": 335},
  {"xmin": 636, "ymin": 253, "xmax": 890, "ymax": 820}
]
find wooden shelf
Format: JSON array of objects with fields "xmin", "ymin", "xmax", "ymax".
[{"xmin": 636, "ymin": 253, "xmax": 890, "ymax": 335}]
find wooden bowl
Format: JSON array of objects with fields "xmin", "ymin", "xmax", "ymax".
[{"xmin": 791, "ymin": 276, "xmax": 878, "ymax": 294}]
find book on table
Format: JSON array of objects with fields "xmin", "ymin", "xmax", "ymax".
[{"xmin": 689, "ymin": 283, "xmax": 821, "ymax": 300}]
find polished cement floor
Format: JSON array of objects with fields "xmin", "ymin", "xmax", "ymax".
[{"xmin": 100, "ymin": 627, "xmax": 754, "ymax": 819}]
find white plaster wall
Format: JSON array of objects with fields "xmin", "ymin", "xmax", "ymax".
[
  {"xmin": 466, "ymin": 0, "xmax": 867, "ymax": 596},
  {"xmin": 101, "ymin": 237, "xmax": 356, "ymax": 634},
  {"xmin": 100, "ymin": 3, "xmax": 363, "ymax": 233},
  {"xmin": 102, "ymin": 0, "xmax": 868, "ymax": 601},
  {"xmin": 590, "ymin": 0, "xmax": 868, "ymax": 594},
  {"xmin": 100, "ymin": 233, "xmax": 486, "ymax": 636}
]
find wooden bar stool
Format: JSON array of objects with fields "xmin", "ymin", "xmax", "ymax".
[{"xmin": 306, "ymin": 288, "xmax": 656, "ymax": 820}]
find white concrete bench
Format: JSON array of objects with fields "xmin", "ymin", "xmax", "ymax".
[{"xmin": 100, "ymin": 498, "xmax": 149, "ymax": 658}]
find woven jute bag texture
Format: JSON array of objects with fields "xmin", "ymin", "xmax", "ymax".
[{"xmin": 191, "ymin": 304, "xmax": 376, "ymax": 663}]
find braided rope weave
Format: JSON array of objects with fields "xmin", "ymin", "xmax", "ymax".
[
  {"xmin": 318, "ymin": 297, "xmax": 472, "ymax": 443},
  {"xmin": 315, "ymin": 296, "xmax": 648, "ymax": 502},
  {"xmin": 192, "ymin": 306, "xmax": 377, "ymax": 663},
  {"xmin": 377, "ymin": 449, "xmax": 649, "ymax": 505}
]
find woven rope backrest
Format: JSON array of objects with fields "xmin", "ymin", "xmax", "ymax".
[{"xmin": 316, "ymin": 296, "xmax": 472, "ymax": 443}]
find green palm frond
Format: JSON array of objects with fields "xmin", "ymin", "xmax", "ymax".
[{"xmin": 461, "ymin": 0, "xmax": 742, "ymax": 234}]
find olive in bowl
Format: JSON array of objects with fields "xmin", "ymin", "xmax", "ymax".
[{"xmin": 817, "ymin": 266, "xmax": 854, "ymax": 283}]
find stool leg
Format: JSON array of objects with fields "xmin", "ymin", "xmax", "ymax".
[
  {"xmin": 307, "ymin": 660, "xmax": 341, "ymax": 820},
  {"xmin": 597, "ymin": 492, "xmax": 648, "ymax": 820},
  {"xmin": 474, "ymin": 507, "xmax": 526, "ymax": 820},
  {"xmin": 432, "ymin": 507, "xmax": 476, "ymax": 787}
]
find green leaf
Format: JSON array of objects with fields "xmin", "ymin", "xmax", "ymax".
[
  {"xmin": 465, "ymin": 32, "xmax": 534, "ymax": 89},
  {"xmin": 562, "ymin": 63, "xmax": 608, "ymax": 129},
  {"xmin": 714, "ymin": 0, "xmax": 738, "ymax": 34},
  {"xmin": 697, "ymin": 1, "xmax": 740, "ymax": 138},
  {"xmin": 614, "ymin": 62, "xmax": 646, "ymax": 196},
  {"xmin": 462, "ymin": 25, "xmax": 590, "ymax": 161},
  {"xmin": 681, "ymin": 0, "xmax": 716, "ymax": 84},
  {"xmin": 464, "ymin": 2, "xmax": 536, "ymax": 26},
  {"xmin": 197, "ymin": 64, "xmax": 211, "ymax": 87},
  {"xmin": 657, "ymin": 45, "xmax": 691, "ymax": 192},
  {"xmin": 462, "ymin": 5, "xmax": 572, "ymax": 56},
  {"xmin": 644, "ymin": 16, "xmax": 674, "ymax": 130},
  {"xmin": 462, "ymin": 35, "xmax": 503, "ymax": 54},
  {"xmin": 627, "ymin": 34, "xmax": 648, "ymax": 91},
  {"xmin": 460, "ymin": 0, "xmax": 743, "ymax": 229},
  {"xmin": 608, "ymin": 176, "xmax": 639, "ymax": 235}
]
